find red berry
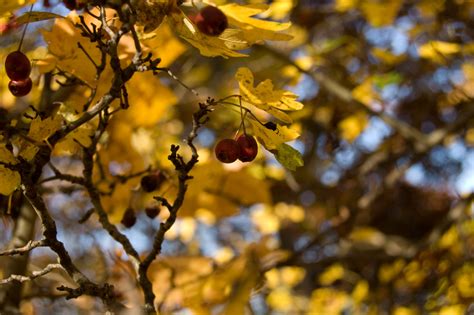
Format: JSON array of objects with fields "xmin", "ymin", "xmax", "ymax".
[
  {"xmin": 8, "ymin": 78, "xmax": 32, "ymax": 97},
  {"xmin": 121, "ymin": 208, "xmax": 136, "ymax": 228},
  {"xmin": 237, "ymin": 134, "xmax": 258, "ymax": 162},
  {"xmin": 194, "ymin": 6, "xmax": 228, "ymax": 36},
  {"xmin": 140, "ymin": 172, "xmax": 165, "ymax": 193},
  {"xmin": 145, "ymin": 206, "xmax": 160, "ymax": 219},
  {"xmin": 215, "ymin": 139, "xmax": 240, "ymax": 163},
  {"xmin": 5, "ymin": 51, "xmax": 31, "ymax": 81}
]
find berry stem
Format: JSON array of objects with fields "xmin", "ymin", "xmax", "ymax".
[
  {"xmin": 238, "ymin": 95, "xmax": 247, "ymax": 135},
  {"xmin": 218, "ymin": 100, "xmax": 269, "ymax": 128},
  {"xmin": 154, "ymin": 67, "xmax": 199, "ymax": 97},
  {"xmin": 18, "ymin": 4, "xmax": 34, "ymax": 52}
]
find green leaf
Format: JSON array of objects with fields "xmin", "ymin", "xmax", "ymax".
[{"xmin": 274, "ymin": 143, "xmax": 304, "ymax": 171}]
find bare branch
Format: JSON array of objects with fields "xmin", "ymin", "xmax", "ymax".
[
  {"xmin": 0, "ymin": 240, "xmax": 47, "ymax": 257},
  {"xmin": 0, "ymin": 264, "xmax": 64, "ymax": 285}
]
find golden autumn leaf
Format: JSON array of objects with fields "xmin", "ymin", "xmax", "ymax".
[
  {"xmin": 0, "ymin": 143, "xmax": 20, "ymax": 196},
  {"xmin": 218, "ymin": 3, "xmax": 293, "ymax": 44},
  {"xmin": 249, "ymin": 119, "xmax": 299, "ymax": 150},
  {"xmin": 360, "ymin": 0, "xmax": 402, "ymax": 27},
  {"xmin": 319, "ymin": 263, "xmax": 345, "ymax": 285},
  {"xmin": 236, "ymin": 67, "xmax": 304, "ymax": 114},
  {"xmin": 179, "ymin": 161, "xmax": 271, "ymax": 218},
  {"xmin": 166, "ymin": 11, "xmax": 248, "ymax": 58},
  {"xmin": 18, "ymin": 113, "xmax": 63, "ymax": 161},
  {"xmin": 41, "ymin": 13, "xmax": 102, "ymax": 86},
  {"xmin": 418, "ymin": 41, "xmax": 461, "ymax": 64},
  {"xmin": 351, "ymin": 78, "xmax": 380, "ymax": 106},
  {"xmin": 125, "ymin": 71, "xmax": 178, "ymax": 127},
  {"xmin": 338, "ymin": 111, "xmax": 369, "ymax": 142},
  {"xmin": 163, "ymin": 2, "xmax": 292, "ymax": 58},
  {"xmin": 335, "ymin": 0, "xmax": 358, "ymax": 12},
  {"xmin": 54, "ymin": 124, "xmax": 94, "ymax": 155}
]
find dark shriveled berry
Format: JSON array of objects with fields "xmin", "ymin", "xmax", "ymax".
[
  {"xmin": 140, "ymin": 172, "xmax": 166, "ymax": 193},
  {"xmin": 5, "ymin": 51, "xmax": 31, "ymax": 81},
  {"xmin": 264, "ymin": 121, "xmax": 277, "ymax": 131},
  {"xmin": 194, "ymin": 6, "xmax": 228, "ymax": 36},
  {"xmin": 145, "ymin": 206, "xmax": 160, "ymax": 219},
  {"xmin": 8, "ymin": 78, "xmax": 32, "ymax": 97},
  {"xmin": 121, "ymin": 208, "xmax": 136, "ymax": 228},
  {"xmin": 215, "ymin": 139, "xmax": 240, "ymax": 163},
  {"xmin": 237, "ymin": 134, "xmax": 258, "ymax": 162}
]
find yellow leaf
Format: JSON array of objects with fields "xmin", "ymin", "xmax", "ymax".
[
  {"xmin": 236, "ymin": 67, "xmax": 304, "ymax": 112},
  {"xmin": 319, "ymin": 264, "xmax": 345, "ymax": 285},
  {"xmin": 308, "ymin": 287, "xmax": 350, "ymax": 314},
  {"xmin": 281, "ymin": 266, "xmax": 306, "ymax": 287},
  {"xmin": 219, "ymin": 3, "xmax": 293, "ymax": 45},
  {"xmin": 0, "ymin": 144, "xmax": 20, "ymax": 196},
  {"xmin": 249, "ymin": 119, "xmax": 299, "ymax": 150},
  {"xmin": 261, "ymin": 0, "xmax": 295, "ymax": 20},
  {"xmin": 438, "ymin": 226, "xmax": 459, "ymax": 249},
  {"xmin": 267, "ymin": 287, "xmax": 294, "ymax": 312},
  {"xmin": 338, "ymin": 111, "xmax": 369, "ymax": 142},
  {"xmin": 148, "ymin": 256, "xmax": 214, "ymax": 307},
  {"xmin": 418, "ymin": 41, "xmax": 461, "ymax": 64},
  {"xmin": 218, "ymin": 251, "xmax": 260, "ymax": 315},
  {"xmin": 349, "ymin": 226, "xmax": 386, "ymax": 247},
  {"xmin": 214, "ymin": 247, "xmax": 234, "ymax": 265},
  {"xmin": 19, "ymin": 114, "xmax": 63, "ymax": 161},
  {"xmin": 439, "ymin": 305, "xmax": 466, "ymax": 315},
  {"xmin": 335, "ymin": 0, "xmax": 358, "ymax": 12},
  {"xmin": 180, "ymin": 161, "xmax": 271, "ymax": 218},
  {"xmin": 360, "ymin": 0, "xmax": 402, "ymax": 27},
  {"xmin": 251, "ymin": 205, "xmax": 280, "ymax": 234},
  {"xmin": 125, "ymin": 71, "xmax": 178, "ymax": 127},
  {"xmin": 352, "ymin": 78, "xmax": 379, "ymax": 106},
  {"xmin": 392, "ymin": 306, "xmax": 420, "ymax": 315},
  {"xmin": 166, "ymin": 12, "xmax": 247, "ymax": 58},
  {"xmin": 140, "ymin": 22, "xmax": 186, "ymax": 67},
  {"xmin": 220, "ymin": 4, "xmax": 290, "ymax": 31},
  {"xmin": 265, "ymin": 268, "xmax": 281, "ymax": 289},
  {"xmin": 179, "ymin": 217, "xmax": 196, "ymax": 243},
  {"xmin": 55, "ymin": 124, "xmax": 94, "ymax": 155},
  {"xmin": 371, "ymin": 48, "xmax": 406, "ymax": 65},
  {"xmin": 0, "ymin": 0, "xmax": 33, "ymax": 17},
  {"xmin": 41, "ymin": 13, "xmax": 102, "ymax": 86},
  {"xmin": 454, "ymin": 264, "xmax": 474, "ymax": 298},
  {"xmin": 378, "ymin": 259, "xmax": 405, "ymax": 283},
  {"xmin": 352, "ymin": 280, "xmax": 369, "ymax": 303}
]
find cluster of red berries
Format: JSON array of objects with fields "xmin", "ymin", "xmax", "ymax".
[
  {"xmin": 191, "ymin": 5, "xmax": 228, "ymax": 37},
  {"xmin": 119, "ymin": 171, "xmax": 165, "ymax": 228},
  {"xmin": 5, "ymin": 51, "xmax": 32, "ymax": 97},
  {"xmin": 215, "ymin": 134, "xmax": 258, "ymax": 164},
  {"xmin": 120, "ymin": 205, "xmax": 161, "ymax": 228}
]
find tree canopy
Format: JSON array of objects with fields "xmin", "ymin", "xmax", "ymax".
[{"xmin": 0, "ymin": 0, "xmax": 473, "ymax": 314}]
